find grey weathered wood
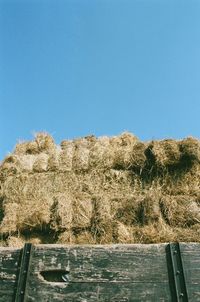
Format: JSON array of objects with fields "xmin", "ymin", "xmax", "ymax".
[
  {"xmin": 1, "ymin": 243, "xmax": 200, "ymax": 301},
  {"xmin": 25, "ymin": 244, "xmax": 171, "ymax": 301},
  {"xmin": 180, "ymin": 243, "xmax": 200, "ymax": 302},
  {"xmin": 0, "ymin": 248, "xmax": 21, "ymax": 302}
]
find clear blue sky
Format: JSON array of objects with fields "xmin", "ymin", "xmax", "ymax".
[{"xmin": 1, "ymin": 0, "xmax": 200, "ymax": 160}]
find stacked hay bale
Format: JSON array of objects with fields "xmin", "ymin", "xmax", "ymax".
[{"xmin": 0, "ymin": 132, "xmax": 200, "ymax": 247}]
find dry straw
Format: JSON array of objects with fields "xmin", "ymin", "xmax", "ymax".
[{"xmin": 0, "ymin": 132, "xmax": 200, "ymax": 246}]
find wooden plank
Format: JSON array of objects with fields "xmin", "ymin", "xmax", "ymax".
[
  {"xmin": 180, "ymin": 243, "xmax": 200, "ymax": 302},
  {"xmin": 26, "ymin": 282, "xmax": 171, "ymax": 302},
  {"xmin": 3, "ymin": 243, "xmax": 200, "ymax": 301},
  {"xmin": 25, "ymin": 244, "xmax": 172, "ymax": 301},
  {"xmin": 0, "ymin": 248, "xmax": 21, "ymax": 302}
]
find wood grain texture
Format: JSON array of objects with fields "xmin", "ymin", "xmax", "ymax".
[
  {"xmin": 1, "ymin": 243, "xmax": 200, "ymax": 301},
  {"xmin": 25, "ymin": 244, "xmax": 171, "ymax": 301},
  {"xmin": 0, "ymin": 248, "xmax": 21, "ymax": 302},
  {"xmin": 180, "ymin": 243, "xmax": 200, "ymax": 302}
]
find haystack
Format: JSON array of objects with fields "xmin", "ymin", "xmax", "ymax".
[{"xmin": 0, "ymin": 132, "xmax": 200, "ymax": 247}]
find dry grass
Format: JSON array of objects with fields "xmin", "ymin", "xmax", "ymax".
[{"xmin": 0, "ymin": 132, "xmax": 200, "ymax": 247}]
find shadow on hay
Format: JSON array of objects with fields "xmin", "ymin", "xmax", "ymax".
[{"xmin": 0, "ymin": 198, "xmax": 4, "ymax": 225}]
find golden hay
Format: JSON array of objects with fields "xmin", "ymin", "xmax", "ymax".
[
  {"xmin": 73, "ymin": 138, "xmax": 90, "ymax": 171},
  {"xmin": 1, "ymin": 132, "xmax": 200, "ymax": 246},
  {"xmin": 75, "ymin": 231, "xmax": 96, "ymax": 244},
  {"xmin": 57, "ymin": 230, "xmax": 75, "ymax": 244},
  {"xmin": 6, "ymin": 236, "xmax": 25, "ymax": 248},
  {"xmin": 179, "ymin": 137, "xmax": 200, "ymax": 162},
  {"xmin": 110, "ymin": 132, "xmax": 138, "ymax": 169},
  {"xmin": 50, "ymin": 193, "xmax": 73, "ymax": 231},
  {"xmin": 59, "ymin": 141, "xmax": 74, "ymax": 171},
  {"xmin": 32, "ymin": 153, "xmax": 49, "ymax": 172},
  {"xmin": 47, "ymin": 152, "xmax": 60, "ymax": 171},
  {"xmin": 130, "ymin": 142, "xmax": 147, "ymax": 169},
  {"xmin": 114, "ymin": 222, "xmax": 133, "ymax": 243},
  {"xmin": 72, "ymin": 192, "xmax": 93, "ymax": 228},
  {"xmin": 34, "ymin": 132, "xmax": 56, "ymax": 153},
  {"xmin": 149, "ymin": 139, "xmax": 181, "ymax": 167},
  {"xmin": 14, "ymin": 141, "xmax": 38, "ymax": 155},
  {"xmin": 89, "ymin": 136, "xmax": 113, "ymax": 169},
  {"xmin": 159, "ymin": 195, "xmax": 200, "ymax": 227},
  {"xmin": 0, "ymin": 155, "xmax": 21, "ymax": 179}
]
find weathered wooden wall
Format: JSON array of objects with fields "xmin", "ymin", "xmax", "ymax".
[{"xmin": 0, "ymin": 243, "xmax": 200, "ymax": 301}]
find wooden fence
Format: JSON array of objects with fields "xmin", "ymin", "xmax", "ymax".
[{"xmin": 0, "ymin": 243, "xmax": 200, "ymax": 301}]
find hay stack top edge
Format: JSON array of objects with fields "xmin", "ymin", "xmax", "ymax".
[{"xmin": 0, "ymin": 132, "xmax": 200, "ymax": 247}]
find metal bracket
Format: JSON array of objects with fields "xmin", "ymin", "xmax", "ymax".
[
  {"xmin": 167, "ymin": 243, "xmax": 188, "ymax": 302},
  {"xmin": 14, "ymin": 243, "xmax": 33, "ymax": 302}
]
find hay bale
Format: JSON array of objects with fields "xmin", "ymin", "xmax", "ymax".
[
  {"xmin": 112, "ymin": 193, "xmax": 161, "ymax": 227},
  {"xmin": 50, "ymin": 193, "xmax": 73, "ymax": 231},
  {"xmin": 159, "ymin": 162, "xmax": 200, "ymax": 196},
  {"xmin": 58, "ymin": 230, "xmax": 75, "ymax": 244},
  {"xmin": 16, "ymin": 197, "xmax": 52, "ymax": 231},
  {"xmin": 18, "ymin": 154, "xmax": 36, "ymax": 172},
  {"xmin": 25, "ymin": 236, "xmax": 42, "ymax": 245},
  {"xmin": 14, "ymin": 142, "xmax": 29, "ymax": 155},
  {"xmin": 72, "ymin": 192, "xmax": 93, "ymax": 228},
  {"xmin": 47, "ymin": 149, "xmax": 60, "ymax": 171},
  {"xmin": 75, "ymin": 231, "xmax": 96, "ymax": 244},
  {"xmin": 33, "ymin": 153, "xmax": 49, "ymax": 172},
  {"xmin": 91, "ymin": 196, "xmax": 114, "ymax": 243},
  {"xmin": 136, "ymin": 193, "xmax": 161, "ymax": 225},
  {"xmin": 1, "ymin": 154, "xmax": 37, "ymax": 175},
  {"xmin": 0, "ymin": 240, "xmax": 7, "ymax": 247},
  {"xmin": 179, "ymin": 137, "xmax": 200, "ymax": 162},
  {"xmin": 0, "ymin": 202, "xmax": 19, "ymax": 234},
  {"xmin": 110, "ymin": 132, "xmax": 138, "ymax": 169},
  {"xmin": 110, "ymin": 132, "xmax": 138, "ymax": 149},
  {"xmin": 59, "ymin": 141, "xmax": 74, "ymax": 171},
  {"xmin": 89, "ymin": 136, "xmax": 113, "ymax": 169},
  {"xmin": 0, "ymin": 155, "xmax": 21, "ymax": 179},
  {"xmin": 73, "ymin": 138, "xmax": 90, "ymax": 171},
  {"xmin": 0, "ymin": 173, "xmax": 56, "ymax": 234},
  {"xmin": 1, "ymin": 175, "xmax": 25, "ymax": 205},
  {"xmin": 14, "ymin": 141, "xmax": 39, "ymax": 155},
  {"xmin": 149, "ymin": 140, "xmax": 181, "ymax": 167},
  {"xmin": 130, "ymin": 142, "xmax": 147, "ymax": 169},
  {"xmin": 175, "ymin": 225, "xmax": 200, "ymax": 242},
  {"xmin": 114, "ymin": 222, "xmax": 133, "ymax": 243},
  {"xmin": 131, "ymin": 222, "xmax": 177, "ymax": 244},
  {"xmin": 159, "ymin": 195, "xmax": 200, "ymax": 227},
  {"xmin": 7, "ymin": 236, "xmax": 25, "ymax": 248},
  {"xmin": 1, "ymin": 132, "xmax": 200, "ymax": 245},
  {"xmin": 113, "ymin": 197, "xmax": 139, "ymax": 226},
  {"xmin": 35, "ymin": 133, "xmax": 56, "ymax": 154}
]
